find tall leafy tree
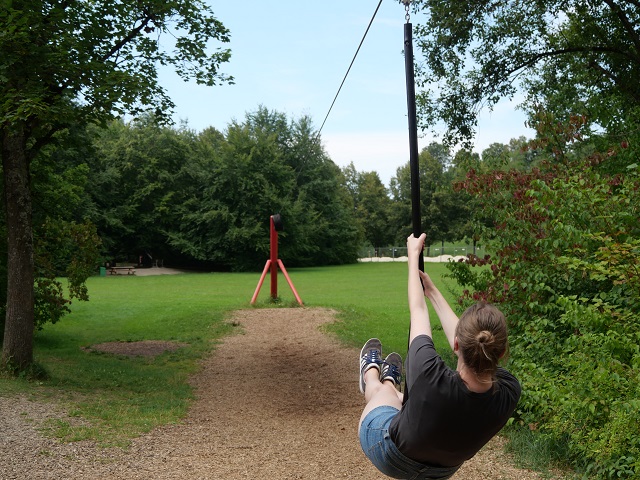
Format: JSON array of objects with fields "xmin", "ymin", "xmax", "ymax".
[
  {"xmin": 389, "ymin": 144, "xmax": 447, "ymax": 248},
  {"xmin": 507, "ymin": 136, "xmax": 540, "ymax": 170},
  {"xmin": 341, "ymin": 162, "xmax": 360, "ymax": 202},
  {"xmin": 425, "ymin": 141, "xmax": 453, "ymax": 172},
  {"xmin": 0, "ymin": 0, "xmax": 232, "ymax": 370},
  {"xmin": 87, "ymin": 117, "xmax": 199, "ymax": 264},
  {"xmin": 342, "ymin": 164, "xmax": 392, "ymax": 251},
  {"xmin": 30, "ymin": 128, "xmax": 101, "ymax": 331},
  {"xmin": 480, "ymin": 138, "xmax": 541, "ymax": 171},
  {"xmin": 168, "ymin": 107, "xmax": 361, "ymax": 270},
  {"xmin": 480, "ymin": 143, "xmax": 511, "ymax": 170},
  {"xmin": 410, "ymin": 0, "xmax": 640, "ymax": 146},
  {"xmin": 449, "ymin": 149, "xmax": 487, "ymax": 255},
  {"xmin": 281, "ymin": 114, "xmax": 362, "ymax": 266},
  {"xmin": 356, "ymin": 171, "xmax": 393, "ymax": 250},
  {"xmin": 170, "ymin": 110, "xmax": 295, "ymax": 270},
  {"xmin": 0, "ymin": 127, "xmax": 100, "ymax": 342}
]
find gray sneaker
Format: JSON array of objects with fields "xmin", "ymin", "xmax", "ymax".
[
  {"xmin": 380, "ymin": 352, "xmax": 403, "ymax": 389},
  {"xmin": 359, "ymin": 338, "xmax": 382, "ymax": 394}
]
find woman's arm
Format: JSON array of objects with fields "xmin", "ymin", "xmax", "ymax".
[
  {"xmin": 419, "ymin": 270, "xmax": 459, "ymax": 351},
  {"xmin": 407, "ymin": 234, "xmax": 432, "ymax": 344}
]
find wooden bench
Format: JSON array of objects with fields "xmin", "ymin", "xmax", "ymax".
[{"xmin": 108, "ymin": 266, "xmax": 136, "ymax": 275}]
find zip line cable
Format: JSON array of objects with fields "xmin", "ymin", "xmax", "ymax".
[{"xmin": 314, "ymin": 0, "xmax": 384, "ymax": 142}]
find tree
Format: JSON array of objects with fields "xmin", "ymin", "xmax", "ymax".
[
  {"xmin": 0, "ymin": 0, "xmax": 232, "ymax": 370},
  {"xmin": 171, "ymin": 109, "xmax": 296, "ymax": 270},
  {"xmin": 167, "ymin": 107, "xmax": 361, "ymax": 270},
  {"xmin": 341, "ymin": 162, "xmax": 360, "ymax": 202},
  {"xmin": 342, "ymin": 165, "xmax": 392, "ymax": 250},
  {"xmin": 447, "ymin": 149, "xmax": 490, "ymax": 255},
  {"xmin": 507, "ymin": 136, "xmax": 540, "ymax": 170},
  {"xmin": 278, "ymin": 112, "xmax": 359, "ymax": 266},
  {"xmin": 425, "ymin": 141, "xmax": 453, "ymax": 172},
  {"xmin": 410, "ymin": 0, "xmax": 640, "ymax": 147},
  {"xmin": 0, "ymin": 124, "xmax": 103, "ymax": 360},
  {"xmin": 356, "ymin": 172, "xmax": 393, "ymax": 250},
  {"xmin": 480, "ymin": 143, "xmax": 511, "ymax": 170},
  {"xmin": 86, "ymin": 117, "xmax": 200, "ymax": 265},
  {"xmin": 389, "ymin": 143, "xmax": 450, "ymax": 249},
  {"xmin": 447, "ymin": 118, "xmax": 640, "ymax": 477},
  {"xmin": 29, "ymin": 128, "xmax": 102, "ymax": 332}
]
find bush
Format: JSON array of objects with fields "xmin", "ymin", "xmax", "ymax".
[
  {"xmin": 34, "ymin": 219, "xmax": 101, "ymax": 330},
  {"xmin": 448, "ymin": 120, "xmax": 640, "ymax": 478}
]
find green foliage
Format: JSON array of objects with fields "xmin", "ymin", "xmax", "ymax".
[
  {"xmin": 34, "ymin": 219, "xmax": 101, "ymax": 330},
  {"xmin": 83, "ymin": 128, "xmax": 523, "ymax": 275},
  {"xmin": 173, "ymin": 111, "xmax": 297, "ymax": 269},
  {"xmin": 503, "ymin": 425, "xmax": 572, "ymax": 476},
  {"xmin": 342, "ymin": 164, "xmax": 391, "ymax": 249},
  {"xmin": 447, "ymin": 116, "xmax": 640, "ymax": 477},
  {"xmin": 1, "ymin": 0, "xmax": 233, "ymax": 370},
  {"xmin": 85, "ymin": 108, "xmax": 362, "ymax": 271},
  {"xmin": 389, "ymin": 142, "xmax": 470, "ymax": 248},
  {"xmin": 0, "ymin": 128, "xmax": 101, "ymax": 339},
  {"xmin": 0, "ymin": 0, "xmax": 232, "ymax": 132},
  {"xmin": 86, "ymin": 117, "xmax": 199, "ymax": 261},
  {"xmin": 410, "ymin": 0, "xmax": 640, "ymax": 147}
]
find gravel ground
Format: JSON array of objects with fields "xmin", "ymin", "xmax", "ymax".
[{"xmin": 1, "ymin": 308, "xmax": 559, "ymax": 479}]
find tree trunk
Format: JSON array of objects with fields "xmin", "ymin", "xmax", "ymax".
[{"xmin": 1, "ymin": 125, "xmax": 35, "ymax": 370}]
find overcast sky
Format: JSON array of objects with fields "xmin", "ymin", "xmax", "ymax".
[{"xmin": 159, "ymin": 0, "xmax": 534, "ymax": 186}]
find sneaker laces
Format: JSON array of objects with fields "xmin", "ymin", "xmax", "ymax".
[
  {"xmin": 381, "ymin": 361, "xmax": 401, "ymax": 381},
  {"xmin": 362, "ymin": 350, "xmax": 381, "ymax": 368}
]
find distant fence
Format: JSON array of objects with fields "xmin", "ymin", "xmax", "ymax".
[{"xmin": 358, "ymin": 245, "xmax": 485, "ymax": 259}]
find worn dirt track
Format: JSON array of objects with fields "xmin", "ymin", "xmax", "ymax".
[{"xmin": 1, "ymin": 308, "xmax": 555, "ymax": 479}]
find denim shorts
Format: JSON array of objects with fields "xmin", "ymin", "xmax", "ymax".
[{"xmin": 359, "ymin": 406, "xmax": 461, "ymax": 480}]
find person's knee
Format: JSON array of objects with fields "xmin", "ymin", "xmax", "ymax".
[{"xmin": 366, "ymin": 382, "xmax": 400, "ymax": 404}]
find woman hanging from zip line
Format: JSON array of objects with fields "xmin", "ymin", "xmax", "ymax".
[{"xmin": 358, "ymin": 232, "xmax": 521, "ymax": 479}]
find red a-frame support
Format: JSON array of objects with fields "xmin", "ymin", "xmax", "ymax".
[{"xmin": 250, "ymin": 214, "xmax": 303, "ymax": 305}]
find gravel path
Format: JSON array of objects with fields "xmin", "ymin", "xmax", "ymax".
[{"xmin": 1, "ymin": 308, "xmax": 555, "ymax": 479}]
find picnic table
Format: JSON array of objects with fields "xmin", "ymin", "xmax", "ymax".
[{"xmin": 108, "ymin": 266, "xmax": 136, "ymax": 275}]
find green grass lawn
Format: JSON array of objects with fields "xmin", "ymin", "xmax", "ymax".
[
  {"xmin": 0, "ymin": 262, "xmax": 461, "ymax": 447},
  {"xmin": 290, "ymin": 262, "xmax": 459, "ymax": 361}
]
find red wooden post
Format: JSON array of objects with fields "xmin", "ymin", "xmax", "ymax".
[
  {"xmin": 270, "ymin": 215, "xmax": 278, "ymax": 299},
  {"xmin": 250, "ymin": 214, "xmax": 303, "ymax": 306}
]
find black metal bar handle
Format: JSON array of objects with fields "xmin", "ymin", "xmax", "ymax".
[{"xmin": 404, "ymin": 22, "xmax": 424, "ymax": 274}]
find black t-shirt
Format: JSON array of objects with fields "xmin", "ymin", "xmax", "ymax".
[{"xmin": 388, "ymin": 335, "xmax": 521, "ymax": 467}]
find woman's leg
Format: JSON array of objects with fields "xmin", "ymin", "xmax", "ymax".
[
  {"xmin": 358, "ymin": 340, "xmax": 404, "ymax": 429},
  {"xmin": 359, "ymin": 370, "xmax": 403, "ymax": 428}
]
